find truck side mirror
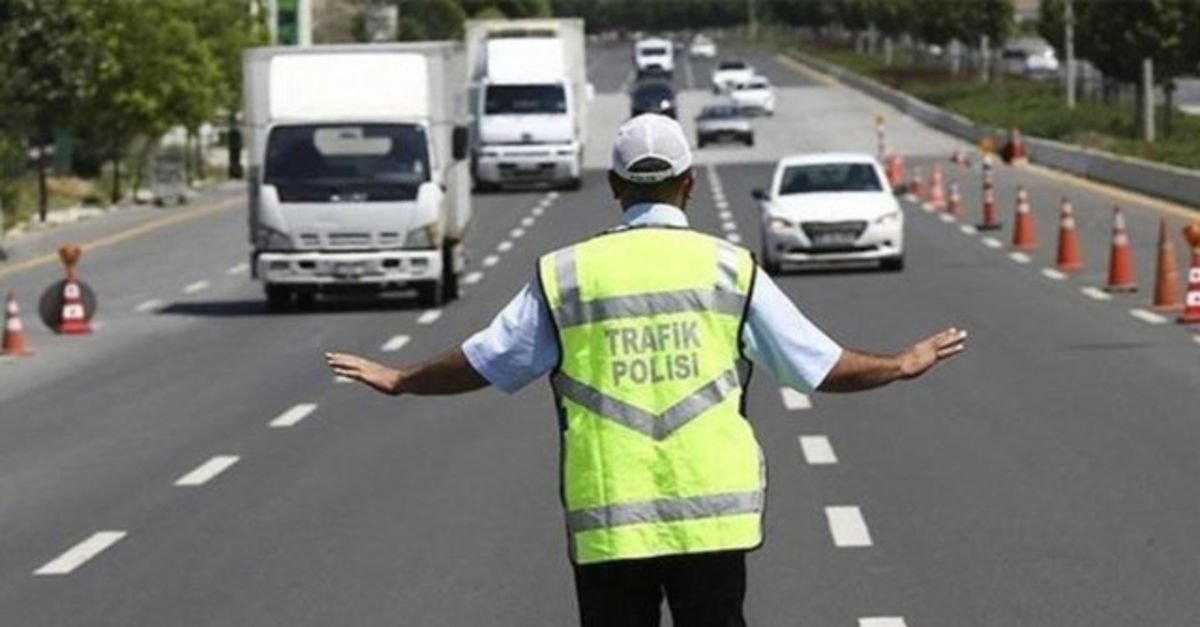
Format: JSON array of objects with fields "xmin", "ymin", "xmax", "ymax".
[
  {"xmin": 452, "ymin": 125, "xmax": 470, "ymax": 162},
  {"xmin": 751, "ymin": 188, "xmax": 767, "ymax": 201}
]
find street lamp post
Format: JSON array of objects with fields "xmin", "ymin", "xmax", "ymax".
[{"xmin": 1065, "ymin": 0, "xmax": 1076, "ymax": 109}]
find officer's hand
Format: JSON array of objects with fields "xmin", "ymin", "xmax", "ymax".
[
  {"xmin": 325, "ymin": 352, "xmax": 403, "ymax": 395},
  {"xmin": 898, "ymin": 327, "xmax": 967, "ymax": 379}
]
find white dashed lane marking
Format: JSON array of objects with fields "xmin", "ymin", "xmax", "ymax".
[
  {"xmin": 721, "ymin": 220, "xmax": 738, "ymax": 232},
  {"xmin": 135, "ymin": 299, "xmax": 163, "ymax": 313},
  {"xmin": 981, "ymin": 237, "xmax": 1003, "ymax": 249},
  {"xmin": 725, "ymin": 233, "xmax": 742, "ymax": 244},
  {"xmin": 381, "ymin": 334, "xmax": 411, "ymax": 352},
  {"xmin": 174, "ymin": 455, "xmax": 239, "ymax": 487},
  {"xmin": 859, "ymin": 618, "xmax": 908, "ymax": 627},
  {"xmin": 532, "ymin": 206, "xmax": 545, "ymax": 217},
  {"xmin": 35, "ymin": 531, "xmax": 127, "ymax": 576},
  {"xmin": 521, "ymin": 217, "xmax": 535, "ymax": 227},
  {"xmin": 1008, "ymin": 251, "xmax": 1032, "ymax": 264},
  {"xmin": 825, "ymin": 506, "xmax": 873, "ymax": 547},
  {"xmin": 482, "ymin": 255, "xmax": 500, "ymax": 267},
  {"xmin": 334, "ymin": 375, "xmax": 352, "ymax": 384},
  {"xmin": 718, "ymin": 210, "xmax": 733, "ymax": 220},
  {"xmin": 510, "ymin": 227, "xmax": 525, "ymax": 239},
  {"xmin": 463, "ymin": 271, "xmax": 484, "ymax": 286},
  {"xmin": 497, "ymin": 241, "xmax": 513, "ymax": 252},
  {"xmin": 1130, "ymin": 308, "xmax": 1168, "ymax": 325},
  {"xmin": 780, "ymin": 387, "xmax": 812, "ymax": 410},
  {"xmin": 269, "ymin": 403, "xmax": 317, "ymax": 428},
  {"xmin": 798, "ymin": 435, "xmax": 837, "ymax": 465},
  {"xmin": 417, "ymin": 309, "xmax": 442, "ymax": 325},
  {"xmin": 959, "ymin": 224, "xmax": 978, "ymax": 235},
  {"xmin": 226, "ymin": 262, "xmax": 249, "ymax": 275},
  {"xmin": 1041, "ymin": 268, "xmax": 1067, "ymax": 280},
  {"xmin": 183, "ymin": 280, "xmax": 210, "ymax": 294},
  {"xmin": 938, "ymin": 212, "xmax": 955, "ymax": 223},
  {"xmin": 1081, "ymin": 286, "xmax": 1113, "ymax": 301}
]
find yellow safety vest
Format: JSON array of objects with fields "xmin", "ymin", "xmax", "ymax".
[{"xmin": 538, "ymin": 226, "xmax": 764, "ymax": 565}]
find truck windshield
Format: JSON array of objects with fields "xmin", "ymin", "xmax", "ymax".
[
  {"xmin": 484, "ymin": 84, "xmax": 567, "ymax": 115},
  {"xmin": 264, "ymin": 124, "xmax": 429, "ymax": 202}
]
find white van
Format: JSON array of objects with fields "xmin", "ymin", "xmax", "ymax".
[{"xmin": 634, "ymin": 38, "xmax": 674, "ymax": 77}]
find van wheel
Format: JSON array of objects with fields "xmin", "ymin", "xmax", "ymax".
[{"xmin": 265, "ymin": 285, "xmax": 292, "ymax": 312}]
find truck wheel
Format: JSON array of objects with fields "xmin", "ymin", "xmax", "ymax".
[
  {"xmin": 417, "ymin": 281, "xmax": 445, "ymax": 308},
  {"xmin": 265, "ymin": 285, "xmax": 292, "ymax": 312},
  {"xmin": 295, "ymin": 290, "xmax": 316, "ymax": 310},
  {"xmin": 440, "ymin": 243, "xmax": 460, "ymax": 302}
]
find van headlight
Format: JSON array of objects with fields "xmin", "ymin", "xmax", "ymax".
[
  {"xmin": 256, "ymin": 225, "xmax": 293, "ymax": 250},
  {"xmin": 405, "ymin": 222, "xmax": 440, "ymax": 249},
  {"xmin": 874, "ymin": 210, "xmax": 902, "ymax": 225}
]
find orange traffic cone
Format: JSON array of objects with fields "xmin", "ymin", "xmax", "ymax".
[
  {"xmin": 1180, "ymin": 223, "xmax": 1200, "ymax": 324},
  {"xmin": 886, "ymin": 154, "xmax": 905, "ymax": 191},
  {"xmin": 977, "ymin": 157, "xmax": 1001, "ymax": 231},
  {"xmin": 57, "ymin": 278, "xmax": 92, "ymax": 335},
  {"xmin": 950, "ymin": 147, "xmax": 969, "ymax": 169},
  {"xmin": 1004, "ymin": 124, "xmax": 1028, "ymax": 165},
  {"xmin": 1055, "ymin": 198, "xmax": 1084, "ymax": 272},
  {"xmin": 1151, "ymin": 219, "xmax": 1183, "ymax": 311},
  {"xmin": 908, "ymin": 166, "xmax": 923, "ymax": 198},
  {"xmin": 1104, "ymin": 206, "xmax": 1137, "ymax": 293},
  {"xmin": 2, "ymin": 293, "xmax": 32, "ymax": 356},
  {"xmin": 1011, "ymin": 186, "xmax": 1036, "ymax": 250},
  {"xmin": 926, "ymin": 164, "xmax": 946, "ymax": 210},
  {"xmin": 946, "ymin": 182, "xmax": 963, "ymax": 218}
]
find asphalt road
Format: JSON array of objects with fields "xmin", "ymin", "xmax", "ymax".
[{"xmin": 1, "ymin": 42, "xmax": 1198, "ymax": 626}]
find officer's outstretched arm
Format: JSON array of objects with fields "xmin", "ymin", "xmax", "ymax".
[
  {"xmin": 325, "ymin": 348, "xmax": 489, "ymax": 396},
  {"xmin": 818, "ymin": 327, "xmax": 967, "ymax": 393}
]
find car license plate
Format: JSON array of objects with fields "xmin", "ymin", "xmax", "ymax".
[
  {"xmin": 813, "ymin": 232, "xmax": 857, "ymax": 247},
  {"xmin": 332, "ymin": 261, "xmax": 367, "ymax": 277}
]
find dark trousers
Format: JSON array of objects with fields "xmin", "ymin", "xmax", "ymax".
[{"xmin": 572, "ymin": 550, "xmax": 748, "ymax": 627}]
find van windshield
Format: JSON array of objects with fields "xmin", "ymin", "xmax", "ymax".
[
  {"xmin": 485, "ymin": 84, "xmax": 567, "ymax": 115},
  {"xmin": 264, "ymin": 123, "xmax": 429, "ymax": 202}
]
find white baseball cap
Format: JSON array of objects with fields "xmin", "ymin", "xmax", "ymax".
[{"xmin": 611, "ymin": 114, "xmax": 693, "ymax": 184}]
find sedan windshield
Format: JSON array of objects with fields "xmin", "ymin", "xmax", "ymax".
[
  {"xmin": 699, "ymin": 106, "xmax": 742, "ymax": 120},
  {"xmin": 778, "ymin": 163, "xmax": 883, "ymax": 194},
  {"xmin": 718, "ymin": 61, "xmax": 747, "ymax": 70},
  {"xmin": 264, "ymin": 124, "xmax": 429, "ymax": 202},
  {"xmin": 485, "ymin": 84, "xmax": 567, "ymax": 115}
]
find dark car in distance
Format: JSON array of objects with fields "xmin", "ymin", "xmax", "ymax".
[{"xmin": 630, "ymin": 80, "xmax": 677, "ymax": 119}]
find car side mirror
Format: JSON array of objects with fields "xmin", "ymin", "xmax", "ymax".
[
  {"xmin": 751, "ymin": 188, "xmax": 767, "ymax": 201},
  {"xmin": 452, "ymin": 125, "xmax": 469, "ymax": 162}
]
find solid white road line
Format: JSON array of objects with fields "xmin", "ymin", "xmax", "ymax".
[
  {"xmin": 798, "ymin": 435, "xmax": 838, "ymax": 465},
  {"xmin": 1041, "ymin": 268, "xmax": 1068, "ymax": 280},
  {"xmin": 175, "ymin": 455, "xmax": 239, "ymax": 487},
  {"xmin": 497, "ymin": 240, "xmax": 513, "ymax": 252},
  {"xmin": 35, "ymin": 531, "xmax": 127, "ymax": 576},
  {"xmin": 959, "ymin": 224, "xmax": 978, "ymax": 235},
  {"xmin": 226, "ymin": 262, "xmax": 249, "ymax": 275},
  {"xmin": 1130, "ymin": 308, "xmax": 1169, "ymax": 325},
  {"xmin": 463, "ymin": 271, "xmax": 484, "ymax": 285},
  {"xmin": 510, "ymin": 227, "xmax": 525, "ymax": 239},
  {"xmin": 381, "ymin": 334, "xmax": 411, "ymax": 352},
  {"xmin": 482, "ymin": 254, "xmax": 500, "ymax": 267},
  {"xmin": 724, "ymin": 233, "xmax": 742, "ymax": 244},
  {"xmin": 825, "ymin": 506, "xmax": 873, "ymax": 547},
  {"xmin": 521, "ymin": 216, "xmax": 535, "ymax": 227},
  {"xmin": 1081, "ymin": 286, "xmax": 1113, "ymax": 301},
  {"xmin": 938, "ymin": 212, "xmax": 955, "ymax": 223},
  {"xmin": 982, "ymin": 237, "xmax": 1003, "ymax": 249},
  {"xmin": 135, "ymin": 299, "xmax": 163, "ymax": 313},
  {"xmin": 859, "ymin": 618, "xmax": 908, "ymax": 627},
  {"xmin": 183, "ymin": 280, "xmax": 210, "ymax": 294},
  {"xmin": 780, "ymin": 387, "xmax": 812, "ymax": 410},
  {"xmin": 417, "ymin": 309, "xmax": 442, "ymax": 325},
  {"xmin": 269, "ymin": 403, "xmax": 317, "ymax": 428},
  {"xmin": 1008, "ymin": 251, "xmax": 1032, "ymax": 264}
]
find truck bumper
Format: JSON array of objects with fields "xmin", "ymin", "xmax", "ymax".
[
  {"xmin": 475, "ymin": 146, "xmax": 580, "ymax": 185},
  {"xmin": 254, "ymin": 249, "xmax": 442, "ymax": 289}
]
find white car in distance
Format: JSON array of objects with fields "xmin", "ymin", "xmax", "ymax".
[
  {"xmin": 711, "ymin": 59, "xmax": 754, "ymax": 93},
  {"xmin": 634, "ymin": 37, "xmax": 674, "ymax": 77},
  {"xmin": 689, "ymin": 34, "xmax": 716, "ymax": 59},
  {"xmin": 754, "ymin": 153, "xmax": 904, "ymax": 274},
  {"xmin": 729, "ymin": 76, "xmax": 775, "ymax": 116}
]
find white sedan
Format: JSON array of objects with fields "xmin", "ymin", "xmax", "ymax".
[
  {"xmin": 711, "ymin": 59, "xmax": 754, "ymax": 93},
  {"xmin": 689, "ymin": 35, "xmax": 716, "ymax": 59},
  {"xmin": 729, "ymin": 76, "xmax": 775, "ymax": 116},
  {"xmin": 755, "ymin": 153, "xmax": 904, "ymax": 273}
]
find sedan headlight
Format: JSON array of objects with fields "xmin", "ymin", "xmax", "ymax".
[
  {"xmin": 768, "ymin": 216, "xmax": 795, "ymax": 232},
  {"xmin": 405, "ymin": 222, "xmax": 441, "ymax": 249},
  {"xmin": 256, "ymin": 225, "xmax": 293, "ymax": 250},
  {"xmin": 874, "ymin": 210, "xmax": 902, "ymax": 225}
]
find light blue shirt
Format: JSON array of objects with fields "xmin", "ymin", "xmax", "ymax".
[{"xmin": 462, "ymin": 203, "xmax": 844, "ymax": 394}]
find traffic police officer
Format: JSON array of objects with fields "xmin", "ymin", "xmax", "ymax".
[{"xmin": 327, "ymin": 114, "xmax": 967, "ymax": 626}]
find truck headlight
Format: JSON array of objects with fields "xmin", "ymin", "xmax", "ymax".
[
  {"xmin": 405, "ymin": 222, "xmax": 440, "ymax": 249},
  {"xmin": 256, "ymin": 225, "xmax": 293, "ymax": 250},
  {"xmin": 874, "ymin": 210, "xmax": 902, "ymax": 225}
]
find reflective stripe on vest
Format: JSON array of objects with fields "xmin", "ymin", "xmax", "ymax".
[{"xmin": 539, "ymin": 228, "xmax": 764, "ymax": 564}]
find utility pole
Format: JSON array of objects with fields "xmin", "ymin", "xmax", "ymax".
[
  {"xmin": 747, "ymin": 0, "xmax": 757, "ymax": 40},
  {"xmin": 1065, "ymin": 0, "xmax": 1076, "ymax": 109},
  {"xmin": 1143, "ymin": 57, "xmax": 1156, "ymax": 142}
]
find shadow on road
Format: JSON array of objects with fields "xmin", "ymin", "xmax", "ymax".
[{"xmin": 157, "ymin": 296, "xmax": 425, "ymax": 317}]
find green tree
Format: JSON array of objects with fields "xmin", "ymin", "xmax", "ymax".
[
  {"xmin": 398, "ymin": 0, "xmax": 467, "ymax": 40},
  {"xmin": 0, "ymin": 0, "xmax": 92, "ymax": 221}
]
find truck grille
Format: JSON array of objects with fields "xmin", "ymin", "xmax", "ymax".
[{"xmin": 327, "ymin": 232, "xmax": 372, "ymax": 248}]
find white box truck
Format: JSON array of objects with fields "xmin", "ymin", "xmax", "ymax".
[
  {"xmin": 243, "ymin": 43, "xmax": 471, "ymax": 310},
  {"xmin": 466, "ymin": 18, "xmax": 591, "ymax": 190}
]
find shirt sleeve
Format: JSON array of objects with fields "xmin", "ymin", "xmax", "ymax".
[
  {"xmin": 741, "ymin": 267, "xmax": 844, "ymax": 392},
  {"xmin": 461, "ymin": 281, "xmax": 560, "ymax": 394}
]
